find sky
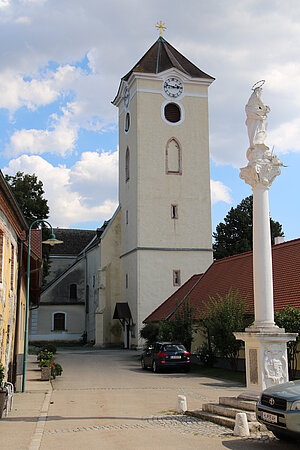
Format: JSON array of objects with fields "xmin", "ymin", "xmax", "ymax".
[{"xmin": 0, "ymin": 0, "xmax": 299, "ymax": 241}]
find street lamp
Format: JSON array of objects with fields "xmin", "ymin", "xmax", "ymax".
[{"xmin": 22, "ymin": 219, "xmax": 63, "ymax": 392}]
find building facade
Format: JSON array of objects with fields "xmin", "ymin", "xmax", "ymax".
[
  {"xmin": 29, "ymin": 229, "xmax": 96, "ymax": 343},
  {"xmin": 108, "ymin": 36, "xmax": 214, "ymax": 347},
  {"xmin": 0, "ymin": 171, "xmax": 41, "ymax": 390}
]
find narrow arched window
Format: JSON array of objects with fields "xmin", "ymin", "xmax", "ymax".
[
  {"xmin": 125, "ymin": 147, "xmax": 130, "ymax": 182},
  {"xmin": 53, "ymin": 313, "xmax": 66, "ymax": 331},
  {"xmin": 70, "ymin": 283, "xmax": 77, "ymax": 300},
  {"xmin": 166, "ymin": 138, "xmax": 182, "ymax": 174}
]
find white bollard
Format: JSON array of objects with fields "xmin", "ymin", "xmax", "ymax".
[
  {"xmin": 234, "ymin": 412, "xmax": 250, "ymax": 437},
  {"xmin": 177, "ymin": 395, "xmax": 187, "ymax": 413}
]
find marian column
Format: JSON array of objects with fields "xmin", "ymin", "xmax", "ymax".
[{"xmin": 234, "ymin": 81, "xmax": 297, "ymax": 399}]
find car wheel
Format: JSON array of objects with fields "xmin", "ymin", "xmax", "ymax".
[
  {"xmin": 141, "ymin": 357, "xmax": 147, "ymax": 370},
  {"xmin": 183, "ymin": 366, "xmax": 190, "ymax": 373},
  {"xmin": 152, "ymin": 360, "xmax": 159, "ymax": 373},
  {"xmin": 271, "ymin": 430, "xmax": 293, "ymax": 441}
]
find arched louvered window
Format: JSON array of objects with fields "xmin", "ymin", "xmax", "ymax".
[
  {"xmin": 164, "ymin": 103, "xmax": 181, "ymax": 123},
  {"xmin": 125, "ymin": 147, "xmax": 130, "ymax": 182},
  {"xmin": 166, "ymin": 138, "xmax": 182, "ymax": 174}
]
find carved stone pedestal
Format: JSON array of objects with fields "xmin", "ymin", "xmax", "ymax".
[{"xmin": 234, "ymin": 329, "xmax": 297, "ymax": 400}]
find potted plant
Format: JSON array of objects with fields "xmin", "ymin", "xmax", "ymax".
[
  {"xmin": 51, "ymin": 363, "xmax": 63, "ymax": 379},
  {"xmin": 38, "ymin": 351, "xmax": 54, "ymax": 381},
  {"xmin": 0, "ymin": 363, "xmax": 6, "ymax": 419}
]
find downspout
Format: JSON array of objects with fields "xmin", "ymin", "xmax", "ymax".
[
  {"xmin": 84, "ymin": 249, "xmax": 88, "ymax": 340},
  {"xmin": 12, "ymin": 238, "xmax": 24, "ymax": 387}
]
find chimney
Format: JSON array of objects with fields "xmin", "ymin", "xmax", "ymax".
[{"xmin": 274, "ymin": 236, "xmax": 285, "ymax": 245}]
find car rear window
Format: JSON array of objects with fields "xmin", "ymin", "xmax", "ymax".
[{"xmin": 163, "ymin": 344, "xmax": 186, "ymax": 352}]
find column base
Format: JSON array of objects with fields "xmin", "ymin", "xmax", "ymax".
[{"xmin": 234, "ymin": 330, "xmax": 297, "ymax": 397}]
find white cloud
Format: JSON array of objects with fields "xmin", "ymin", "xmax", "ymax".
[
  {"xmin": 0, "ymin": 0, "xmax": 10, "ymax": 9},
  {"xmin": 268, "ymin": 118, "xmax": 300, "ymax": 154},
  {"xmin": 14, "ymin": 16, "xmax": 31, "ymax": 25},
  {"xmin": 3, "ymin": 152, "xmax": 118, "ymax": 227},
  {"xmin": 8, "ymin": 106, "xmax": 78, "ymax": 156},
  {"xmin": 211, "ymin": 180, "xmax": 232, "ymax": 205}
]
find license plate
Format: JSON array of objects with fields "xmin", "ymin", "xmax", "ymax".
[
  {"xmin": 170, "ymin": 355, "xmax": 181, "ymax": 359},
  {"xmin": 261, "ymin": 411, "xmax": 278, "ymax": 424}
]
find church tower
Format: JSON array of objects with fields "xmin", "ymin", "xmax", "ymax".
[{"xmin": 112, "ymin": 35, "xmax": 214, "ymax": 347}]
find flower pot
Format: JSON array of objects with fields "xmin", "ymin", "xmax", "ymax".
[
  {"xmin": 0, "ymin": 390, "xmax": 6, "ymax": 419},
  {"xmin": 41, "ymin": 366, "xmax": 51, "ymax": 381}
]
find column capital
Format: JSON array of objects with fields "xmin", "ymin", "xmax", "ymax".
[{"xmin": 240, "ymin": 144, "xmax": 283, "ymax": 188}]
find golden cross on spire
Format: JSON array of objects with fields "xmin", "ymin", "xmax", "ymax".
[{"xmin": 156, "ymin": 20, "xmax": 167, "ymax": 37}]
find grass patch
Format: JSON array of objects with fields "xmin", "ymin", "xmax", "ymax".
[{"xmin": 191, "ymin": 364, "xmax": 246, "ymax": 384}]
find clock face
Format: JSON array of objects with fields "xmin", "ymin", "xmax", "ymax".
[
  {"xmin": 163, "ymin": 78, "xmax": 183, "ymax": 98},
  {"xmin": 124, "ymin": 86, "xmax": 130, "ymax": 108}
]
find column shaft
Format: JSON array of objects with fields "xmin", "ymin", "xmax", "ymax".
[{"xmin": 252, "ymin": 185, "xmax": 275, "ymax": 327}]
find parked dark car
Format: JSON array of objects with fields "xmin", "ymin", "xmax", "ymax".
[
  {"xmin": 256, "ymin": 379, "xmax": 300, "ymax": 441},
  {"xmin": 141, "ymin": 342, "xmax": 191, "ymax": 373}
]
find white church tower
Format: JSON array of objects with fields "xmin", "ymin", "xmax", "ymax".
[{"xmin": 112, "ymin": 34, "xmax": 214, "ymax": 347}]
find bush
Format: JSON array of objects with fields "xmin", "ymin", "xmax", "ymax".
[
  {"xmin": 201, "ymin": 289, "xmax": 252, "ymax": 370},
  {"xmin": 159, "ymin": 299, "xmax": 194, "ymax": 352},
  {"xmin": 197, "ymin": 343, "xmax": 216, "ymax": 368},
  {"xmin": 275, "ymin": 306, "xmax": 300, "ymax": 380},
  {"xmin": 140, "ymin": 323, "xmax": 160, "ymax": 347}
]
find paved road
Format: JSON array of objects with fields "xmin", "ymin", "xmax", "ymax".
[
  {"xmin": 1, "ymin": 349, "xmax": 299, "ymax": 449},
  {"xmin": 39, "ymin": 349, "xmax": 298, "ymax": 450}
]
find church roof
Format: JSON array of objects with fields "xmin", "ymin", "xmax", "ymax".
[
  {"xmin": 50, "ymin": 228, "xmax": 97, "ymax": 256},
  {"xmin": 122, "ymin": 37, "xmax": 214, "ymax": 81},
  {"xmin": 144, "ymin": 238, "xmax": 300, "ymax": 323}
]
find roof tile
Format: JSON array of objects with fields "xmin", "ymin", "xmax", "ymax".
[{"xmin": 144, "ymin": 238, "xmax": 300, "ymax": 322}]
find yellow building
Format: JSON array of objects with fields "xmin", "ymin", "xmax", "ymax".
[{"xmin": 0, "ymin": 171, "xmax": 41, "ymax": 390}]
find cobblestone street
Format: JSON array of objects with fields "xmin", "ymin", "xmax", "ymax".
[{"xmin": 1, "ymin": 349, "xmax": 299, "ymax": 449}]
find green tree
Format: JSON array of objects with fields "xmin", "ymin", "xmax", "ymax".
[
  {"xmin": 5, "ymin": 171, "xmax": 49, "ymax": 223},
  {"xmin": 5, "ymin": 171, "xmax": 51, "ymax": 282},
  {"xmin": 201, "ymin": 289, "xmax": 252, "ymax": 370},
  {"xmin": 140, "ymin": 323, "xmax": 160, "ymax": 347},
  {"xmin": 140, "ymin": 300, "xmax": 195, "ymax": 352},
  {"xmin": 275, "ymin": 306, "xmax": 300, "ymax": 380},
  {"xmin": 159, "ymin": 299, "xmax": 194, "ymax": 352},
  {"xmin": 213, "ymin": 195, "xmax": 284, "ymax": 260}
]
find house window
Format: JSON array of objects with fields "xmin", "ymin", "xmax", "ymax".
[
  {"xmin": 10, "ymin": 244, "xmax": 14, "ymax": 291},
  {"xmin": 171, "ymin": 204, "xmax": 178, "ymax": 219},
  {"xmin": 126, "ymin": 210, "xmax": 128, "ymax": 225},
  {"xmin": 125, "ymin": 147, "xmax": 130, "ymax": 182},
  {"xmin": 0, "ymin": 231, "xmax": 3, "ymax": 283},
  {"xmin": 70, "ymin": 283, "xmax": 77, "ymax": 300},
  {"xmin": 93, "ymin": 275, "xmax": 96, "ymax": 288},
  {"xmin": 53, "ymin": 313, "xmax": 66, "ymax": 331},
  {"xmin": 125, "ymin": 273, "xmax": 128, "ymax": 289},
  {"xmin": 173, "ymin": 270, "xmax": 181, "ymax": 287},
  {"xmin": 164, "ymin": 103, "xmax": 181, "ymax": 123},
  {"xmin": 166, "ymin": 138, "xmax": 182, "ymax": 174}
]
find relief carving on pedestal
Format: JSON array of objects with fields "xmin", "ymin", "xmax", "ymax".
[{"xmin": 264, "ymin": 345, "xmax": 287, "ymax": 384}]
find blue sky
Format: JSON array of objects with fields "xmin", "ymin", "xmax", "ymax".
[{"xmin": 0, "ymin": 0, "xmax": 299, "ymax": 241}]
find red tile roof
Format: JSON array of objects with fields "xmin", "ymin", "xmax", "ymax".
[
  {"xmin": 144, "ymin": 238, "xmax": 300, "ymax": 323},
  {"xmin": 20, "ymin": 229, "xmax": 42, "ymax": 260}
]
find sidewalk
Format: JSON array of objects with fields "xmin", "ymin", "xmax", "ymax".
[{"xmin": 0, "ymin": 355, "xmax": 52, "ymax": 450}]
